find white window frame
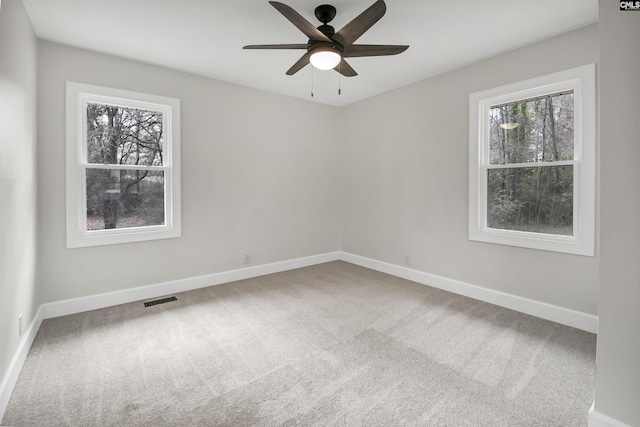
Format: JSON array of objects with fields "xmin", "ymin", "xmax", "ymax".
[
  {"xmin": 66, "ymin": 82, "xmax": 181, "ymax": 248},
  {"xmin": 468, "ymin": 64, "xmax": 595, "ymax": 256}
]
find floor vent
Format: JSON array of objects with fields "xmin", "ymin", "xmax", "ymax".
[{"xmin": 144, "ymin": 296, "xmax": 177, "ymax": 307}]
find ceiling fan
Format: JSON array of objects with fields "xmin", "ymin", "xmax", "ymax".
[{"xmin": 243, "ymin": 0, "xmax": 409, "ymax": 77}]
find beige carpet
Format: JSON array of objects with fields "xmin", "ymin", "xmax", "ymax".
[{"xmin": 2, "ymin": 261, "xmax": 596, "ymax": 426}]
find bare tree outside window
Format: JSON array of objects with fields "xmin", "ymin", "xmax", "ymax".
[{"xmin": 85, "ymin": 103, "xmax": 165, "ymax": 230}]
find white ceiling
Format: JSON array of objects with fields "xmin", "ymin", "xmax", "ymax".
[{"xmin": 22, "ymin": 0, "xmax": 598, "ymax": 107}]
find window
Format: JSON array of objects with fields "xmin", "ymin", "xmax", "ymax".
[
  {"xmin": 66, "ymin": 82, "xmax": 181, "ymax": 248},
  {"xmin": 469, "ymin": 64, "xmax": 595, "ymax": 256}
]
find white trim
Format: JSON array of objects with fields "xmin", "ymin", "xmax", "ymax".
[
  {"xmin": 0, "ymin": 306, "xmax": 43, "ymax": 419},
  {"xmin": 66, "ymin": 81, "xmax": 182, "ymax": 248},
  {"xmin": 38, "ymin": 250, "xmax": 597, "ymax": 331},
  {"xmin": 469, "ymin": 63, "xmax": 596, "ymax": 256},
  {"xmin": 41, "ymin": 252, "xmax": 342, "ymax": 319},
  {"xmin": 339, "ymin": 251, "xmax": 597, "ymax": 333},
  {"xmin": 589, "ymin": 403, "xmax": 634, "ymax": 427}
]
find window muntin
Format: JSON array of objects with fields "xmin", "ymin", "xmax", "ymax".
[
  {"xmin": 469, "ymin": 64, "xmax": 595, "ymax": 256},
  {"xmin": 66, "ymin": 82, "xmax": 181, "ymax": 248}
]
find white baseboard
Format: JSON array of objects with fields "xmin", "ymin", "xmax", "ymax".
[
  {"xmin": 41, "ymin": 252, "xmax": 342, "ymax": 319},
  {"xmin": 0, "ymin": 306, "xmax": 43, "ymax": 420},
  {"xmin": 589, "ymin": 402, "xmax": 634, "ymax": 427},
  {"xmin": 36, "ymin": 250, "xmax": 599, "ymax": 332},
  {"xmin": 339, "ymin": 251, "xmax": 598, "ymax": 333}
]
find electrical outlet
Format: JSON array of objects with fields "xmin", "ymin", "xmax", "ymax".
[
  {"xmin": 244, "ymin": 254, "xmax": 251, "ymax": 264},
  {"xmin": 18, "ymin": 313, "xmax": 23, "ymax": 337},
  {"xmin": 404, "ymin": 254, "xmax": 411, "ymax": 266}
]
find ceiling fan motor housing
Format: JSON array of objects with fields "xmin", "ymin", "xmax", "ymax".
[
  {"xmin": 308, "ymin": 43, "xmax": 342, "ymax": 63},
  {"xmin": 317, "ymin": 24, "xmax": 336, "ymax": 38},
  {"xmin": 308, "ymin": 40, "xmax": 340, "ymax": 53}
]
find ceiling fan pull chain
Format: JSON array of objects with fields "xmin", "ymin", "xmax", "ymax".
[
  {"xmin": 311, "ymin": 66, "xmax": 314, "ymax": 97},
  {"xmin": 338, "ymin": 63, "xmax": 342, "ymax": 95}
]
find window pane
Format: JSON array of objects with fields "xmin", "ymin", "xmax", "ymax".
[
  {"xmin": 487, "ymin": 166, "xmax": 573, "ymax": 235},
  {"xmin": 489, "ymin": 93, "xmax": 574, "ymax": 164},
  {"xmin": 86, "ymin": 169, "xmax": 165, "ymax": 231},
  {"xmin": 86, "ymin": 103, "xmax": 163, "ymax": 166}
]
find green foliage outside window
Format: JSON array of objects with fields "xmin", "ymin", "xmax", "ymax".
[{"xmin": 487, "ymin": 93, "xmax": 574, "ymax": 235}]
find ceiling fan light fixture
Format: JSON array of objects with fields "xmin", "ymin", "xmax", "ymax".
[{"xmin": 309, "ymin": 47, "xmax": 341, "ymax": 70}]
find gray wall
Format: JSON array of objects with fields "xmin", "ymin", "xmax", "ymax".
[
  {"xmin": 340, "ymin": 24, "xmax": 599, "ymax": 314},
  {"xmin": 595, "ymin": 1, "xmax": 640, "ymax": 425},
  {"xmin": 27, "ymin": 13, "xmax": 602, "ymax": 318},
  {"xmin": 36, "ymin": 42, "xmax": 341, "ymax": 303},
  {"xmin": 0, "ymin": 0, "xmax": 38, "ymax": 390}
]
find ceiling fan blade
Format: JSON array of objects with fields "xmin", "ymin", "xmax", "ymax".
[
  {"xmin": 343, "ymin": 44, "xmax": 409, "ymax": 57},
  {"xmin": 334, "ymin": 59, "xmax": 358, "ymax": 77},
  {"xmin": 243, "ymin": 44, "xmax": 308, "ymax": 50},
  {"xmin": 269, "ymin": 1, "xmax": 331, "ymax": 43},
  {"xmin": 333, "ymin": 0, "xmax": 386, "ymax": 47},
  {"xmin": 286, "ymin": 53, "xmax": 310, "ymax": 75}
]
